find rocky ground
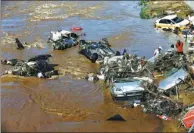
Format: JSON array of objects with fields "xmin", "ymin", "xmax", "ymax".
[{"xmin": 140, "ymin": 0, "xmax": 193, "ymax": 19}]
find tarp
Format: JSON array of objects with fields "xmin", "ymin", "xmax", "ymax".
[
  {"xmin": 182, "ymin": 108, "xmax": 194, "ymax": 128},
  {"xmin": 107, "ymin": 114, "xmax": 126, "ymax": 121}
]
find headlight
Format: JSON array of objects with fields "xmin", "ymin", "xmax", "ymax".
[{"xmin": 116, "ymin": 88, "xmax": 122, "ymax": 91}]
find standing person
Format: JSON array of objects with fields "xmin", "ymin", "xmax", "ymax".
[
  {"xmin": 175, "ymin": 40, "xmax": 184, "ymax": 54},
  {"xmin": 169, "ymin": 30, "xmax": 188, "ymax": 54},
  {"xmin": 122, "ymin": 49, "xmax": 127, "ymax": 55},
  {"xmin": 154, "ymin": 46, "xmax": 163, "ymax": 57}
]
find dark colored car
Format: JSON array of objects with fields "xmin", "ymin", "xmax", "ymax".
[
  {"xmin": 52, "ymin": 37, "xmax": 78, "ymax": 50},
  {"xmin": 78, "ymin": 38, "xmax": 115, "ymax": 63}
]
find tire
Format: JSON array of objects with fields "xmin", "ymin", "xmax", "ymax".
[{"xmin": 91, "ymin": 53, "xmax": 98, "ymax": 63}]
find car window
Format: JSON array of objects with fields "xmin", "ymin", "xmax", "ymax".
[
  {"xmin": 159, "ymin": 19, "xmax": 166, "ymax": 24},
  {"xmin": 114, "ymin": 77, "xmax": 139, "ymax": 83},
  {"xmin": 166, "ymin": 19, "xmax": 171, "ymax": 24},
  {"xmin": 172, "ymin": 17, "xmax": 184, "ymax": 23},
  {"xmin": 159, "ymin": 19, "xmax": 171, "ymax": 24}
]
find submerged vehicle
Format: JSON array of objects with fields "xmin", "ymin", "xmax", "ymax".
[
  {"xmin": 108, "ymin": 65, "xmax": 153, "ymax": 99},
  {"xmin": 48, "ymin": 30, "xmax": 79, "ymax": 50},
  {"xmin": 78, "ymin": 38, "xmax": 115, "ymax": 63},
  {"xmin": 109, "ymin": 76, "xmax": 153, "ymax": 99},
  {"xmin": 155, "ymin": 15, "xmax": 190, "ymax": 31}
]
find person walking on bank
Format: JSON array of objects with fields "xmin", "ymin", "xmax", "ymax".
[{"xmin": 154, "ymin": 46, "xmax": 163, "ymax": 57}]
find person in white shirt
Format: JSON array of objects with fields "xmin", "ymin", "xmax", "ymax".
[{"xmin": 154, "ymin": 46, "xmax": 163, "ymax": 57}]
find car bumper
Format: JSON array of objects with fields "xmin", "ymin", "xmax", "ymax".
[{"xmin": 110, "ymin": 89, "xmax": 144, "ymax": 98}]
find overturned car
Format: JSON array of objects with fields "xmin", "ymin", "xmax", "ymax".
[
  {"xmin": 48, "ymin": 30, "xmax": 80, "ymax": 50},
  {"xmin": 78, "ymin": 38, "xmax": 115, "ymax": 63}
]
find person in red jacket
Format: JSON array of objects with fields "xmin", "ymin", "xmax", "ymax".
[{"xmin": 175, "ymin": 40, "xmax": 184, "ymax": 54}]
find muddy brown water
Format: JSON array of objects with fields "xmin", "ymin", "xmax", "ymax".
[{"xmin": 0, "ymin": 1, "xmax": 186, "ymax": 132}]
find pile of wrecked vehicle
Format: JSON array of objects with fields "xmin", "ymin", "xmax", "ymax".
[
  {"xmin": 86, "ymin": 45, "xmax": 194, "ymax": 131},
  {"xmin": 1, "ymin": 21, "xmax": 194, "ymax": 132}
]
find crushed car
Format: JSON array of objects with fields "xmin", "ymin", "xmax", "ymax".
[
  {"xmin": 1, "ymin": 54, "xmax": 59, "ymax": 78},
  {"xmin": 99, "ymin": 54, "xmax": 152, "ymax": 99},
  {"xmin": 109, "ymin": 74, "xmax": 153, "ymax": 99},
  {"xmin": 48, "ymin": 30, "xmax": 80, "ymax": 50},
  {"xmin": 78, "ymin": 38, "xmax": 115, "ymax": 63}
]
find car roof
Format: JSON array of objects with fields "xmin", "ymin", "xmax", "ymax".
[{"xmin": 161, "ymin": 14, "xmax": 177, "ymax": 20}]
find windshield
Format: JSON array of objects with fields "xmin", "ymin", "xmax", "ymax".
[
  {"xmin": 114, "ymin": 77, "xmax": 139, "ymax": 83},
  {"xmin": 172, "ymin": 17, "xmax": 184, "ymax": 23}
]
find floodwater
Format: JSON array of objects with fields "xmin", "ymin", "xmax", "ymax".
[{"xmin": 0, "ymin": 1, "xmax": 181, "ymax": 132}]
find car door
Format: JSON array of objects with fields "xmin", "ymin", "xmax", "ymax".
[{"xmin": 86, "ymin": 45, "xmax": 92, "ymax": 57}]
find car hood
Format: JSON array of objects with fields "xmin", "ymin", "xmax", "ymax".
[
  {"xmin": 113, "ymin": 81, "xmax": 144, "ymax": 92},
  {"xmin": 158, "ymin": 68, "xmax": 188, "ymax": 91},
  {"xmin": 177, "ymin": 19, "xmax": 190, "ymax": 26}
]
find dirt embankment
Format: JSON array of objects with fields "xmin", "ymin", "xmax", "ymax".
[{"xmin": 139, "ymin": 1, "xmax": 193, "ymax": 19}]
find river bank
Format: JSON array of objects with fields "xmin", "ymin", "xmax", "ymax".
[{"xmin": 140, "ymin": 1, "xmax": 193, "ymax": 19}]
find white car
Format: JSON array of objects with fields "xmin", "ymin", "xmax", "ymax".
[{"xmin": 155, "ymin": 15, "xmax": 190, "ymax": 31}]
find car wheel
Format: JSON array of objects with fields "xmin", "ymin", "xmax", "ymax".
[{"xmin": 91, "ymin": 53, "xmax": 98, "ymax": 63}]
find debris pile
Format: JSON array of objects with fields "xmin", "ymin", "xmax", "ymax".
[{"xmin": 1, "ymin": 54, "xmax": 59, "ymax": 78}]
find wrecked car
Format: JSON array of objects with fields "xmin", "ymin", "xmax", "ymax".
[
  {"xmin": 100, "ymin": 54, "xmax": 147, "ymax": 81},
  {"xmin": 78, "ymin": 38, "xmax": 115, "ymax": 63},
  {"xmin": 1, "ymin": 54, "xmax": 59, "ymax": 78},
  {"xmin": 48, "ymin": 30, "xmax": 79, "ymax": 50},
  {"xmin": 109, "ymin": 76, "xmax": 153, "ymax": 99}
]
